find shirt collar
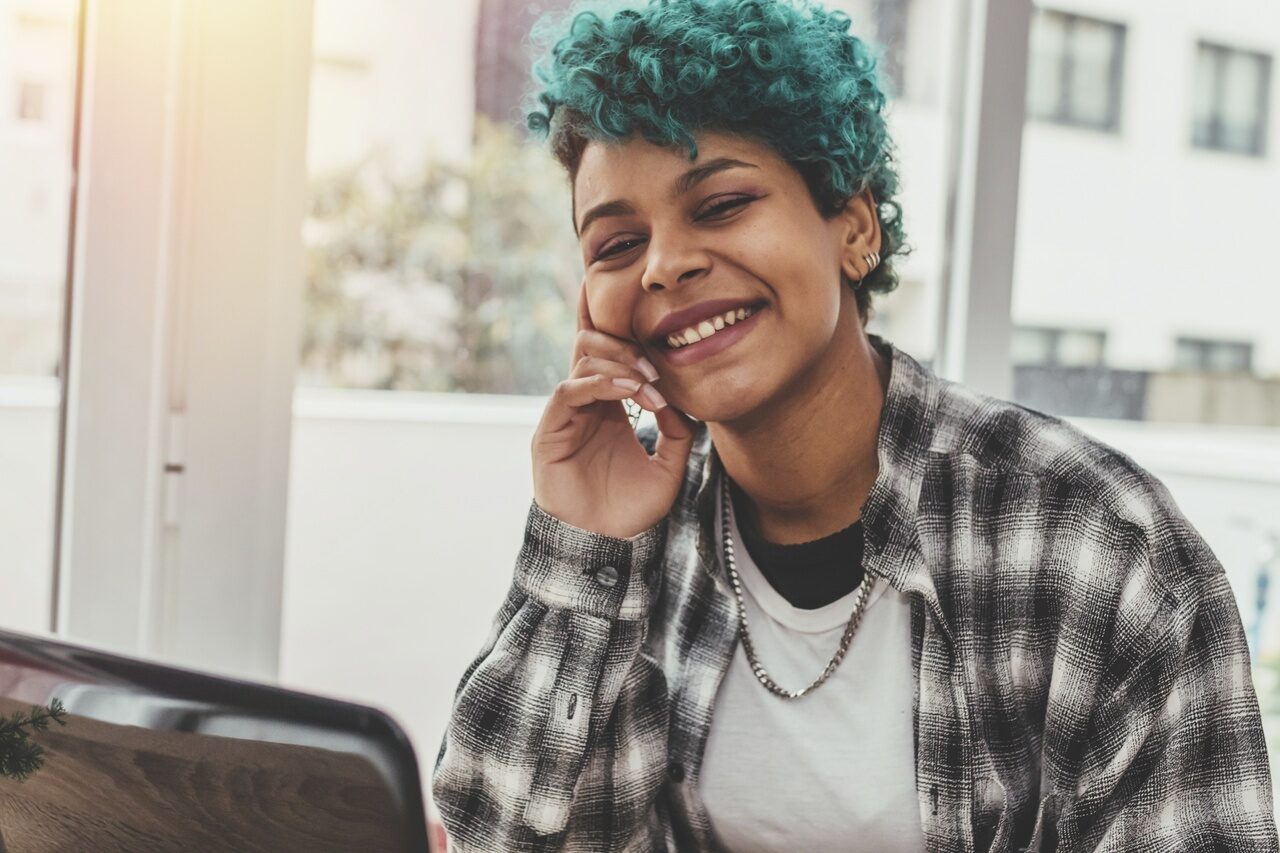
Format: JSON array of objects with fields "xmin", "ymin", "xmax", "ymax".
[{"xmin": 679, "ymin": 334, "xmax": 956, "ymax": 648}]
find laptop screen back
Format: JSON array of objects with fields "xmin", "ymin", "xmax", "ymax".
[{"xmin": 0, "ymin": 628, "xmax": 430, "ymax": 853}]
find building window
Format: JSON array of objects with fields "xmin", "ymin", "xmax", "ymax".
[
  {"xmin": 475, "ymin": 0, "xmax": 562, "ymax": 130},
  {"xmin": 1012, "ymin": 326, "xmax": 1106, "ymax": 367},
  {"xmin": 1174, "ymin": 337, "xmax": 1254, "ymax": 373},
  {"xmin": 1026, "ymin": 9, "xmax": 1126, "ymax": 132},
  {"xmin": 17, "ymin": 81, "xmax": 46, "ymax": 122},
  {"xmin": 1192, "ymin": 42, "xmax": 1271, "ymax": 157}
]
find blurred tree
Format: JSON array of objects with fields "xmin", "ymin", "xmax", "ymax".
[{"xmin": 301, "ymin": 114, "xmax": 580, "ymax": 394}]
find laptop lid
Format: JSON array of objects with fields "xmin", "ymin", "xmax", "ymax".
[{"xmin": 0, "ymin": 627, "xmax": 430, "ymax": 852}]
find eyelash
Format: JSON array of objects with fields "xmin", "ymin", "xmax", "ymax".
[{"xmin": 593, "ymin": 196, "xmax": 757, "ymax": 261}]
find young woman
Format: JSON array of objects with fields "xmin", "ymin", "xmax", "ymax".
[{"xmin": 431, "ymin": 1, "xmax": 1278, "ymax": 850}]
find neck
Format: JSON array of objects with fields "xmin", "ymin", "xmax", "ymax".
[{"xmin": 708, "ymin": 309, "xmax": 889, "ymax": 545}]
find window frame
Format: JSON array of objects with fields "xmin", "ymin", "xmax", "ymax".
[
  {"xmin": 1174, "ymin": 335, "xmax": 1256, "ymax": 374},
  {"xmin": 1012, "ymin": 325, "xmax": 1107, "ymax": 368},
  {"xmin": 56, "ymin": 0, "xmax": 312, "ymax": 680},
  {"xmin": 1026, "ymin": 8, "xmax": 1127, "ymax": 133},
  {"xmin": 1191, "ymin": 39, "xmax": 1272, "ymax": 158}
]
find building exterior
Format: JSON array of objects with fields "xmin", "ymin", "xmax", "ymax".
[
  {"xmin": 2, "ymin": 0, "xmax": 1278, "ymax": 420},
  {"xmin": 0, "ymin": 0, "xmax": 76, "ymax": 377}
]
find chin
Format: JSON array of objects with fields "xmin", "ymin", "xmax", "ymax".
[{"xmin": 676, "ymin": 389, "xmax": 767, "ymax": 427}]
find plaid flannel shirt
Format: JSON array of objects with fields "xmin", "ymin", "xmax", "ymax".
[{"xmin": 431, "ymin": 336, "xmax": 1279, "ymax": 852}]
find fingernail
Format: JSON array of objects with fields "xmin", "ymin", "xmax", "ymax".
[
  {"xmin": 612, "ymin": 377, "xmax": 642, "ymax": 392},
  {"xmin": 640, "ymin": 383, "xmax": 667, "ymax": 410},
  {"xmin": 636, "ymin": 357, "xmax": 660, "ymax": 382}
]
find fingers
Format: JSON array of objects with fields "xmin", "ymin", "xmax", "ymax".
[
  {"xmin": 537, "ymin": 372, "xmax": 637, "ymax": 438},
  {"xmin": 652, "ymin": 398, "xmax": 694, "ymax": 441},
  {"xmin": 573, "ymin": 329, "xmax": 659, "ymax": 382},
  {"xmin": 570, "ymin": 276, "xmax": 665, "ymax": 419},
  {"xmin": 573, "ymin": 277, "xmax": 660, "ymax": 381},
  {"xmin": 571, "ymin": 356, "xmax": 666, "ymax": 412},
  {"xmin": 552, "ymin": 373, "xmax": 648, "ymax": 413},
  {"xmin": 569, "ymin": 355, "xmax": 650, "ymax": 390},
  {"xmin": 648, "ymin": 400, "xmax": 696, "ymax": 474}
]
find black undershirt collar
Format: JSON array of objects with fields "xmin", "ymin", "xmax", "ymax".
[{"xmin": 728, "ymin": 478, "xmax": 867, "ymax": 611}]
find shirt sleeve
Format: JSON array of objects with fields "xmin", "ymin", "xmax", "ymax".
[
  {"xmin": 430, "ymin": 498, "xmax": 671, "ymax": 852},
  {"xmin": 1061, "ymin": 526, "xmax": 1280, "ymax": 852}
]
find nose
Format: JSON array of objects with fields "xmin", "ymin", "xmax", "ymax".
[{"xmin": 640, "ymin": 227, "xmax": 710, "ymax": 295}]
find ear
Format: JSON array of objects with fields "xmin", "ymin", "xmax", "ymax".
[{"xmin": 837, "ymin": 187, "xmax": 883, "ymax": 285}]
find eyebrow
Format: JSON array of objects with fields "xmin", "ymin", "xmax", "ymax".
[{"xmin": 575, "ymin": 157, "xmax": 760, "ymax": 237}]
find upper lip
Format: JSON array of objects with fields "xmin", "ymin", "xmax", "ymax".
[{"xmin": 648, "ymin": 298, "xmax": 764, "ymax": 344}]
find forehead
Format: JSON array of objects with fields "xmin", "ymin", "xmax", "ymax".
[{"xmin": 574, "ymin": 131, "xmax": 782, "ymax": 211}]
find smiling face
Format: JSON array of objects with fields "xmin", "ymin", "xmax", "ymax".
[{"xmin": 573, "ymin": 129, "xmax": 881, "ymax": 424}]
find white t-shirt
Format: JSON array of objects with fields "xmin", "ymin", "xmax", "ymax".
[{"xmin": 698, "ymin": 480, "xmax": 926, "ymax": 852}]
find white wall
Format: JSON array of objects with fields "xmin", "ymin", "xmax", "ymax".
[
  {"xmin": 277, "ymin": 390, "xmax": 546, "ymax": 768},
  {"xmin": 0, "ymin": 381, "xmax": 58, "ymax": 634}
]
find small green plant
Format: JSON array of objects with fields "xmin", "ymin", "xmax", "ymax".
[{"xmin": 0, "ymin": 698, "xmax": 68, "ymax": 783}]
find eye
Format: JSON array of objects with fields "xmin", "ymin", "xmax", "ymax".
[
  {"xmin": 698, "ymin": 195, "xmax": 756, "ymax": 218},
  {"xmin": 591, "ymin": 196, "xmax": 757, "ymax": 262},
  {"xmin": 594, "ymin": 238, "xmax": 643, "ymax": 261}
]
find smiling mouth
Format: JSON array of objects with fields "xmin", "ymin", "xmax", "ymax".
[{"xmin": 657, "ymin": 301, "xmax": 767, "ymax": 350}]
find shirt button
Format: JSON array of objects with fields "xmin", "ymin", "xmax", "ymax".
[
  {"xmin": 593, "ymin": 565, "xmax": 619, "ymax": 588},
  {"xmin": 668, "ymin": 762, "xmax": 685, "ymax": 783}
]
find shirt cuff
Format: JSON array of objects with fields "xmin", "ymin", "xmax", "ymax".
[{"xmin": 514, "ymin": 498, "xmax": 667, "ymax": 621}]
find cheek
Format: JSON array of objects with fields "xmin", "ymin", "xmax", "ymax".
[
  {"xmin": 734, "ymin": 216, "xmax": 831, "ymax": 286},
  {"xmin": 745, "ymin": 245, "xmax": 840, "ymax": 325},
  {"xmin": 590, "ymin": 280, "xmax": 643, "ymax": 342}
]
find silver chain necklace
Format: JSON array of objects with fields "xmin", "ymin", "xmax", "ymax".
[{"xmin": 720, "ymin": 474, "xmax": 877, "ymax": 700}]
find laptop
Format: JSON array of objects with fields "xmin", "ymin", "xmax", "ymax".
[{"xmin": 0, "ymin": 626, "xmax": 432, "ymax": 852}]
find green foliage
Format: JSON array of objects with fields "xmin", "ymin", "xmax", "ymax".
[
  {"xmin": 0, "ymin": 697, "xmax": 67, "ymax": 783},
  {"xmin": 301, "ymin": 115, "xmax": 581, "ymax": 394}
]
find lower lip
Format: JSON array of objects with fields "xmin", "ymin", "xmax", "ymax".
[{"xmin": 657, "ymin": 308, "xmax": 765, "ymax": 367}]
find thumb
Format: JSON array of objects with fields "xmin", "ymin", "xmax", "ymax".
[{"xmin": 649, "ymin": 403, "xmax": 697, "ymax": 475}]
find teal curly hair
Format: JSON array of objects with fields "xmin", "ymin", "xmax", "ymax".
[{"xmin": 524, "ymin": 0, "xmax": 909, "ymax": 320}]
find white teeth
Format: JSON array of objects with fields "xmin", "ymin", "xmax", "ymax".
[{"xmin": 666, "ymin": 305, "xmax": 758, "ymax": 349}]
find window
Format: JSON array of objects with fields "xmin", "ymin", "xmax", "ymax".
[
  {"xmin": 1026, "ymin": 9, "xmax": 1126, "ymax": 131},
  {"xmin": 0, "ymin": 2, "xmax": 80, "ymax": 634},
  {"xmin": 1011, "ymin": 326, "xmax": 1106, "ymax": 367},
  {"xmin": 1175, "ymin": 336, "xmax": 1255, "ymax": 373},
  {"xmin": 1011, "ymin": 328, "xmax": 1133, "ymax": 419},
  {"xmin": 17, "ymin": 80, "xmax": 45, "ymax": 121},
  {"xmin": 1192, "ymin": 41, "xmax": 1271, "ymax": 157}
]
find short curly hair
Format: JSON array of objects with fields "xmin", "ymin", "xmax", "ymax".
[{"xmin": 524, "ymin": 0, "xmax": 909, "ymax": 320}]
